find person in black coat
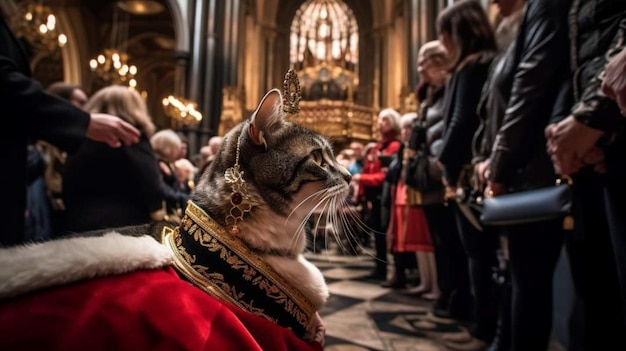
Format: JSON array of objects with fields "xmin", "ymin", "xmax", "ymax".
[
  {"xmin": 435, "ymin": 1, "xmax": 499, "ymax": 349},
  {"xmin": 0, "ymin": 8, "xmax": 140, "ymax": 247},
  {"xmin": 62, "ymin": 86, "xmax": 166, "ymax": 234},
  {"xmin": 483, "ymin": 1, "xmax": 574, "ymax": 350},
  {"xmin": 547, "ymin": 2, "xmax": 626, "ymax": 349}
]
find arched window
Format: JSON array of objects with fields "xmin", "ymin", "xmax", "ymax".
[{"xmin": 289, "ymin": 0, "xmax": 358, "ymax": 71}]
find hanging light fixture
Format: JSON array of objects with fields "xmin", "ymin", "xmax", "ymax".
[
  {"xmin": 162, "ymin": 95, "xmax": 203, "ymax": 127},
  {"xmin": 89, "ymin": 2, "xmax": 138, "ymax": 87},
  {"xmin": 14, "ymin": 1, "xmax": 67, "ymax": 55}
]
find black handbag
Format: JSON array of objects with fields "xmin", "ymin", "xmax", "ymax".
[{"xmin": 480, "ymin": 177, "xmax": 574, "ymax": 230}]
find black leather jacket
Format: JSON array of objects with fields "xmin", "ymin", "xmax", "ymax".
[
  {"xmin": 439, "ymin": 53, "xmax": 495, "ymax": 186},
  {"xmin": 487, "ymin": 0, "xmax": 572, "ymax": 190},
  {"xmin": 568, "ymin": 0, "xmax": 626, "ymax": 133}
]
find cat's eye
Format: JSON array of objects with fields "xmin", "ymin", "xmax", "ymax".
[{"xmin": 310, "ymin": 150, "xmax": 325, "ymax": 166}]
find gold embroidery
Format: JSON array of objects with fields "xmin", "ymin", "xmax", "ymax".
[{"xmin": 162, "ymin": 201, "xmax": 316, "ymax": 334}]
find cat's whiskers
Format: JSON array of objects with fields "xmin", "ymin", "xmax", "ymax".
[
  {"xmin": 295, "ymin": 184, "xmax": 348, "ymax": 254},
  {"xmin": 285, "ymin": 186, "xmax": 334, "ymax": 251}
]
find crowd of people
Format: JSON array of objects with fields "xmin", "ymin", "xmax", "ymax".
[
  {"xmin": 332, "ymin": 0, "xmax": 626, "ymax": 350},
  {"xmin": 2, "ymin": 0, "xmax": 626, "ymax": 350},
  {"xmin": 23, "ymin": 84, "xmax": 216, "ymax": 239}
]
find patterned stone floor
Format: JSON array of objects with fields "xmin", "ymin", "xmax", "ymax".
[{"xmin": 306, "ymin": 247, "xmax": 565, "ymax": 351}]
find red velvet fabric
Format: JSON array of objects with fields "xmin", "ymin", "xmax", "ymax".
[
  {"xmin": 0, "ymin": 267, "xmax": 322, "ymax": 351},
  {"xmin": 358, "ymin": 138, "xmax": 401, "ymax": 188}
]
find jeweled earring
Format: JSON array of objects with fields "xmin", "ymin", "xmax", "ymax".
[{"xmin": 224, "ymin": 132, "xmax": 252, "ymax": 235}]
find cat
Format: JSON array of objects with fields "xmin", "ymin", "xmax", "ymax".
[
  {"xmin": 108, "ymin": 88, "xmax": 353, "ymax": 336},
  {"xmin": 191, "ymin": 88, "xmax": 351, "ymax": 311},
  {"xmin": 0, "ymin": 87, "xmax": 356, "ymax": 349}
]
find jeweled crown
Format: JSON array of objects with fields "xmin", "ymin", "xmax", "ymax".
[{"xmin": 282, "ymin": 67, "xmax": 301, "ymax": 114}]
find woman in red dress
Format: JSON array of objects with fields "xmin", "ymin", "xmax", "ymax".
[{"xmin": 385, "ymin": 113, "xmax": 439, "ymax": 298}]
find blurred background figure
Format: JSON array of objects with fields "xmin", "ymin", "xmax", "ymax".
[
  {"xmin": 62, "ymin": 85, "xmax": 164, "ymax": 234},
  {"xmin": 348, "ymin": 142, "xmax": 365, "ymax": 176},
  {"xmin": 38, "ymin": 82, "xmax": 90, "ymax": 235},
  {"xmin": 405, "ymin": 39, "xmax": 473, "ymax": 334},
  {"xmin": 382, "ymin": 112, "xmax": 435, "ymax": 294},
  {"xmin": 151, "ymin": 129, "xmax": 191, "ymax": 223},
  {"xmin": 351, "ymin": 108, "xmax": 402, "ymax": 281},
  {"xmin": 174, "ymin": 158, "xmax": 197, "ymax": 194},
  {"xmin": 435, "ymin": 1, "xmax": 499, "ymax": 349},
  {"xmin": 195, "ymin": 135, "xmax": 224, "ymax": 183}
]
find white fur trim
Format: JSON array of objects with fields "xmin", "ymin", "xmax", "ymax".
[{"xmin": 0, "ymin": 232, "xmax": 173, "ymax": 299}]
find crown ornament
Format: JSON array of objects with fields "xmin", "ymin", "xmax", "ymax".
[
  {"xmin": 283, "ymin": 67, "xmax": 301, "ymax": 114},
  {"xmin": 224, "ymin": 68, "xmax": 301, "ymax": 235}
]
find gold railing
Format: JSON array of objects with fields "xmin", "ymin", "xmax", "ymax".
[{"xmin": 290, "ymin": 100, "xmax": 376, "ymax": 147}]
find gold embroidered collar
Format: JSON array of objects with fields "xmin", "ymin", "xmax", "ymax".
[{"xmin": 162, "ymin": 201, "xmax": 316, "ymax": 339}]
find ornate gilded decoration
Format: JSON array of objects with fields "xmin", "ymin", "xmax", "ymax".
[
  {"xmin": 289, "ymin": 62, "xmax": 375, "ymax": 149},
  {"xmin": 283, "ymin": 68, "xmax": 302, "ymax": 114},
  {"xmin": 162, "ymin": 201, "xmax": 317, "ymax": 339}
]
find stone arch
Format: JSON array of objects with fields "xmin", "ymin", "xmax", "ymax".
[{"xmin": 163, "ymin": 0, "xmax": 190, "ymax": 53}]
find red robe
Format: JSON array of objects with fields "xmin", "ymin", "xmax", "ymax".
[{"xmin": 0, "ymin": 234, "xmax": 322, "ymax": 351}]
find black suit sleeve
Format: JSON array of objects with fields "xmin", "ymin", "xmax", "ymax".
[{"xmin": 0, "ymin": 57, "xmax": 90, "ymax": 153}]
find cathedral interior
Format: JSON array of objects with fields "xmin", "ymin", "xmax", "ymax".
[
  {"xmin": 10, "ymin": 0, "xmax": 499, "ymax": 154},
  {"xmin": 8, "ymin": 1, "xmax": 579, "ymax": 350}
]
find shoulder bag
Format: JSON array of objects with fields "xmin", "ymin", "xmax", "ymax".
[{"xmin": 480, "ymin": 176, "xmax": 573, "ymax": 230}]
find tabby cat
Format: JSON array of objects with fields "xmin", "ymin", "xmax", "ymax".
[{"xmin": 188, "ymin": 88, "xmax": 352, "ymax": 336}]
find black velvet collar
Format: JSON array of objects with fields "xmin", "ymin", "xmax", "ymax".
[{"xmin": 162, "ymin": 201, "xmax": 316, "ymax": 339}]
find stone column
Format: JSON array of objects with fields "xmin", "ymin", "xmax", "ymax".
[{"xmin": 186, "ymin": 0, "xmax": 208, "ymax": 154}]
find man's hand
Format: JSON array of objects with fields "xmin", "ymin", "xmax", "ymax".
[
  {"xmin": 601, "ymin": 47, "xmax": 626, "ymax": 114},
  {"xmin": 545, "ymin": 116, "xmax": 604, "ymax": 175},
  {"xmin": 86, "ymin": 113, "xmax": 140, "ymax": 148}
]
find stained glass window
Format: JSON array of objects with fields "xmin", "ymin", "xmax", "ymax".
[{"xmin": 289, "ymin": 0, "xmax": 358, "ymax": 71}]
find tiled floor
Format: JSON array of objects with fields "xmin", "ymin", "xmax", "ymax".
[{"xmin": 306, "ymin": 247, "xmax": 565, "ymax": 351}]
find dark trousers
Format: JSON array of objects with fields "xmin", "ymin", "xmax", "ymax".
[
  {"xmin": 605, "ymin": 150, "xmax": 626, "ymax": 325},
  {"xmin": 506, "ymin": 219, "xmax": 564, "ymax": 351},
  {"xmin": 368, "ymin": 197, "xmax": 387, "ymax": 276},
  {"xmin": 452, "ymin": 203, "xmax": 498, "ymax": 342},
  {"xmin": 606, "ymin": 182, "xmax": 626, "ymax": 318},
  {"xmin": 423, "ymin": 204, "xmax": 472, "ymax": 318},
  {"xmin": 392, "ymin": 252, "xmax": 418, "ymax": 284},
  {"xmin": 567, "ymin": 170, "xmax": 625, "ymax": 349},
  {"xmin": 605, "ymin": 128, "xmax": 626, "ymax": 323}
]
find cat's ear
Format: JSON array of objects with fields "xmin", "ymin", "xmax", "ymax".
[{"xmin": 249, "ymin": 88, "xmax": 283, "ymax": 148}]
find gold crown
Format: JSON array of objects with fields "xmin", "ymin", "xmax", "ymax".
[{"xmin": 282, "ymin": 67, "xmax": 301, "ymax": 114}]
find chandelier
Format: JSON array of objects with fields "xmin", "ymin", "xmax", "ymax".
[
  {"xmin": 14, "ymin": 1, "xmax": 67, "ymax": 55},
  {"xmin": 89, "ymin": 49, "xmax": 138, "ymax": 87},
  {"xmin": 88, "ymin": 2, "xmax": 137, "ymax": 87},
  {"xmin": 290, "ymin": 0, "xmax": 358, "ymax": 71},
  {"xmin": 162, "ymin": 95, "xmax": 203, "ymax": 126}
]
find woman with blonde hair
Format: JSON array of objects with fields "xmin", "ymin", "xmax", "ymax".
[{"xmin": 62, "ymin": 86, "xmax": 165, "ymax": 233}]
